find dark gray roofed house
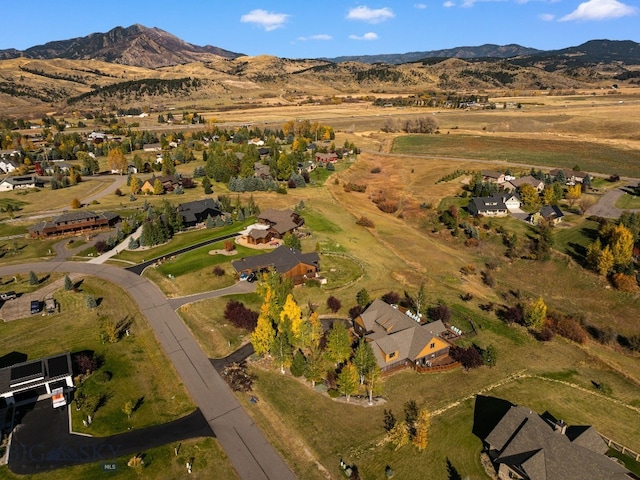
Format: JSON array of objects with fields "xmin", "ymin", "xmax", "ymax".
[
  {"xmin": 468, "ymin": 195, "xmax": 520, "ymax": 217},
  {"xmin": 177, "ymin": 199, "xmax": 224, "ymax": 228},
  {"xmin": 0, "ymin": 175, "xmax": 44, "ymax": 192},
  {"xmin": 28, "ymin": 210, "xmax": 120, "ymax": 238},
  {"xmin": 232, "ymin": 246, "xmax": 319, "ymax": 285},
  {"xmin": 484, "ymin": 405, "xmax": 635, "ymax": 480},
  {"xmin": 528, "ymin": 205, "xmax": 564, "ymax": 226},
  {"xmin": 0, "ymin": 352, "xmax": 73, "ymax": 406}
]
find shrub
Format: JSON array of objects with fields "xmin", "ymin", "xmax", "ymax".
[
  {"xmin": 534, "ymin": 327, "xmax": 555, "ymax": 342},
  {"xmin": 370, "ymin": 167, "xmax": 382, "ymax": 174},
  {"xmin": 223, "ymin": 300, "xmax": 258, "ymax": 330},
  {"xmin": 546, "ymin": 313, "xmax": 587, "ymax": 344},
  {"xmin": 381, "ymin": 291, "xmax": 401, "ymax": 305},
  {"xmin": 349, "ymin": 305, "xmax": 364, "ymax": 319},
  {"xmin": 377, "ymin": 201, "xmax": 399, "ymax": 214},
  {"xmin": 356, "ymin": 216, "xmax": 374, "ymax": 228},
  {"xmin": 612, "ymin": 273, "xmax": 637, "ymax": 292},
  {"xmin": 70, "ymin": 198, "xmax": 81, "ymax": 209},
  {"xmin": 344, "ymin": 182, "xmax": 367, "ymax": 193},
  {"xmin": 224, "ymin": 240, "xmax": 235, "ymax": 252},
  {"xmin": 114, "ymin": 188, "xmax": 123, "ymax": 196},
  {"xmin": 94, "ymin": 240, "xmax": 109, "ymax": 254},
  {"xmin": 465, "ymin": 238, "xmax": 479, "ymax": 247},
  {"xmin": 327, "ymin": 388, "xmax": 340, "ymax": 398},
  {"xmin": 222, "ymin": 362, "xmax": 254, "ymax": 392},
  {"xmin": 305, "ymin": 278, "xmax": 321, "ymax": 288},
  {"xmin": 460, "ymin": 264, "xmax": 476, "ymax": 276},
  {"xmin": 327, "ymin": 296, "xmax": 342, "ymax": 313},
  {"xmin": 428, "ymin": 303, "xmax": 451, "ymax": 322},
  {"xmin": 481, "ymin": 270, "xmax": 496, "ymax": 287},
  {"xmin": 450, "ymin": 345, "xmax": 483, "ymax": 370},
  {"xmin": 212, "ymin": 266, "xmax": 225, "ymax": 277}
]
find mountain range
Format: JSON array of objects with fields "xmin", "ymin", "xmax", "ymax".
[{"xmin": 0, "ymin": 25, "xmax": 638, "ymax": 116}]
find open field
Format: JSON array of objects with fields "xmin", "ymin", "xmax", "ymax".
[{"xmin": 1, "ymin": 91, "xmax": 640, "ymax": 479}]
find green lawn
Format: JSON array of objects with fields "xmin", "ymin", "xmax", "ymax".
[
  {"xmin": 113, "ymin": 220, "xmax": 254, "ymax": 264},
  {"xmin": 392, "ymin": 134, "xmax": 640, "ymax": 178},
  {"xmin": 553, "ymin": 218, "xmax": 600, "ymax": 258},
  {"xmin": 616, "ymin": 192, "xmax": 640, "ymax": 209}
]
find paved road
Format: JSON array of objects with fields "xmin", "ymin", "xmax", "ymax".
[
  {"xmin": 0, "ymin": 262, "xmax": 295, "ymax": 480},
  {"xmin": 168, "ymin": 280, "xmax": 256, "ymax": 310},
  {"xmin": 586, "ymin": 183, "xmax": 640, "ymax": 219}
]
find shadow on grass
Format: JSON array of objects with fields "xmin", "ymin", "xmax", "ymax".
[
  {"xmin": 446, "ymin": 458, "xmax": 463, "ymax": 480},
  {"xmin": 472, "ymin": 395, "xmax": 514, "ymax": 440}
]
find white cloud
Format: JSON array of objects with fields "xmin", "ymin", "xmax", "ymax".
[
  {"xmin": 443, "ymin": 1, "xmax": 456, "ymax": 6},
  {"xmin": 297, "ymin": 34, "xmax": 333, "ymax": 41},
  {"xmin": 346, "ymin": 6, "xmax": 395, "ymax": 23},
  {"xmin": 560, "ymin": 0, "xmax": 637, "ymax": 20},
  {"xmin": 240, "ymin": 9, "xmax": 289, "ymax": 31},
  {"xmin": 539, "ymin": 12, "xmax": 556, "ymax": 20},
  {"xmin": 349, "ymin": 32, "xmax": 379, "ymax": 41},
  {"xmin": 414, "ymin": 3, "xmax": 427, "ymax": 8}
]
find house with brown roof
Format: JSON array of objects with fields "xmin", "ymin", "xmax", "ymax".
[
  {"xmin": 353, "ymin": 299, "xmax": 454, "ymax": 373},
  {"xmin": 505, "ymin": 175, "xmax": 545, "ymax": 192},
  {"xmin": 28, "ymin": 211, "xmax": 120, "ymax": 238},
  {"xmin": 482, "ymin": 170, "xmax": 506, "ymax": 184},
  {"xmin": 246, "ymin": 209, "xmax": 304, "ymax": 245},
  {"xmin": 550, "ymin": 168, "xmax": 587, "ymax": 185},
  {"xmin": 231, "ymin": 246, "xmax": 320, "ymax": 285},
  {"xmin": 316, "ymin": 152, "xmax": 338, "ymax": 165},
  {"xmin": 484, "ymin": 405, "xmax": 634, "ymax": 480},
  {"xmin": 140, "ymin": 174, "xmax": 181, "ymax": 194}
]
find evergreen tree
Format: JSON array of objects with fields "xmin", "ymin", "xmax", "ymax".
[
  {"xmin": 29, "ymin": 271, "xmax": 38, "ymax": 285},
  {"xmin": 482, "ymin": 344, "xmax": 498, "ymax": 368},
  {"xmin": 64, "ymin": 275, "xmax": 73, "ymax": 291},
  {"xmin": 202, "ymin": 176, "xmax": 213, "ymax": 194},
  {"xmin": 290, "ymin": 350, "xmax": 306, "ymax": 377}
]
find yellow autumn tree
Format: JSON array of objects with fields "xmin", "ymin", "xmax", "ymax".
[
  {"xmin": 519, "ymin": 184, "xmax": 539, "ymax": 207},
  {"xmin": 107, "ymin": 148, "xmax": 127, "ymax": 174},
  {"xmin": 412, "ymin": 408, "xmax": 430, "ymax": 450},
  {"xmin": 596, "ymin": 245, "xmax": 615, "ymax": 276},
  {"xmin": 299, "ymin": 311, "xmax": 323, "ymax": 352},
  {"xmin": 252, "ymin": 310, "xmax": 275, "ymax": 356},
  {"xmin": 565, "ymin": 184, "xmax": 581, "ymax": 208},
  {"xmin": 280, "ymin": 294, "xmax": 302, "ymax": 346},
  {"xmin": 524, "ymin": 297, "xmax": 547, "ymax": 329},
  {"xmin": 609, "ymin": 224, "xmax": 634, "ymax": 267}
]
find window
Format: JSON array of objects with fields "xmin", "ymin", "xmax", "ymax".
[
  {"xmin": 388, "ymin": 352, "xmax": 396, "ymax": 359},
  {"xmin": 430, "ymin": 343, "xmax": 435, "ymax": 349}
]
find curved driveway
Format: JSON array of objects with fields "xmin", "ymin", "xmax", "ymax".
[{"xmin": 0, "ymin": 261, "xmax": 294, "ymax": 480}]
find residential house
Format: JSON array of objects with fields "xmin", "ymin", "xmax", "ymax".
[
  {"xmin": 245, "ymin": 209, "xmax": 304, "ymax": 245},
  {"xmin": 248, "ymin": 138, "xmax": 265, "ymax": 146},
  {"xmin": 353, "ymin": 299, "xmax": 453, "ymax": 373},
  {"xmin": 505, "ymin": 175, "xmax": 545, "ymax": 192},
  {"xmin": 0, "ymin": 176, "xmax": 44, "ymax": 192},
  {"xmin": 0, "ymin": 155, "xmax": 20, "ymax": 173},
  {"xmin": 481, "ymin": 170, "xmax": 506, "ymax": 184},
  {"xmin": 28, "ymin": 211, "xmax": 120, "ymax": 238},
  {"xmin": 254, "ymin": 162, "xmax": 271, "ymax": 179},
  {"xmin": 315, "ymin": 152, "xmax": 338, "ymax": 165},
  {"xmin": 528, "ymin": 205, "xmax": 564, "ymax": 226},
  {"xmin": 140, "ymin": 174, "xmax": 180, "ymax": 194},
  {"xmin": 468, "ymin": 195, "xmax": 521, "ymax": 217},
  {"xmin": 177, "ymin": 198, "xmax": 224, "ymax": 228},
  {"xmin": 231, "ymin": 246, "xmax": 320, "ymax": 285},
  {"xmin": 483, "ymin": 405, "xmax": 634, "ymax": 480},
  {"xmin": 110, "ymin": 163, "xmax": 138, "ymax": 175},
  {"xmin": 87, "ymin": 132, "xmax": 107, "ymax": 144},
  {"xmin": 143, "ymin": 143, "xmax": 162, "ymax": 152},
  {"xmin": 44, "ymin": 161, "xmax": 73, "ymax": 175},
  {"xmin": 550, "ymin": 168, "xmax": 587, "ymax": 185},
  {"xmin": 297, "ymin": 161, "xmax": 315, "ymax": 174}
]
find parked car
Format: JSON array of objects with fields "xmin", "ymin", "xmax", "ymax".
[
  {"xmin": 246, "ymin": 272, "xmax": 257, "ymax": 283},
  {"xmin": 30, "ymin": 300, "xmax": 41, "ymax": 314},
  {"xmin": 0, "ymin": 291, "xmax": 16, "ymax": 301}
]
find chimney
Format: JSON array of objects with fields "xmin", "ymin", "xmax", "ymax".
[{"xmin": 554, "ymin": 419, "xmax": 567, "ymax": 435}]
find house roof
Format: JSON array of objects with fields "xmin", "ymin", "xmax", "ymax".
[
  {"xmin": 540, "ymin": 205, "xmax": 564, "ymax": 220},
  {"xmin": 481, "ymin": 170, "xmax": 504, "ymax": 179},
  {"xmin": 177, "ymin": 199, "xmax": 223, "ymax": 224},
  {"xmin": 359, "ymin": 300, "xmax": 448, "ymax": 368},
  {"xmin": 258, "ymin": 208, "xmax": 302, "ymax": 235},
  {"xmin": 485, "ymin": 406, "xmax": 633, "ymax": 480},
  {"xmin": 510, "ymin": 175, "xmax": 543, "ymax": 188},
  {"xmin": 470, "ymin": 197, "xmax": 508, "ymax": 212},
  {"xmin": 2, "ymin": 175, "xmax": 41, "ymax": 186},
  {"xmin": 231, "ymin": 246, "xmax": 319, "ymax": 275},
  {"xmin": 0, "ymin": 352, "xmax": 72, "ymax": 396}
]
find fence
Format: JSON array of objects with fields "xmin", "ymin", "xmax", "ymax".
[{"xmin": 600, "ymin": 433, "xmax": 640, "ymax": 462}]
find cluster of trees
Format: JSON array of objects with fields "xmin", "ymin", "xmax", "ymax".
[
  {"xmin": 381, "ymin": 116, "xmax": 438, "ymax": 134},
  {"xmin": 67, "ymin": 77, "xmax": 203, "ymax": 105},
  {"xmin": 384, "ymin": 400, "xmax": 430, "ymax": 451},
  {"xmin": 139, "ymin": 200, "xmax": 184, "ymax": 247},
  {"xmin": 250, "ymin": 272, "xmax": 382, "ymax": 403},
  {"xmin": 585, "ymin": 216, "xmax": 637, "ymax": 283}
]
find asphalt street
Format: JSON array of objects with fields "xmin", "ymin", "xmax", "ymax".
[{"xmin": 0, "ymin": 262, "xmax": 295, "ymax": 480}]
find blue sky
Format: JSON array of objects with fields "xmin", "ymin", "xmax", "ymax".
[{"xmin": 1, "ymin": 0, "xmax": 638, "ymax": 58}]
